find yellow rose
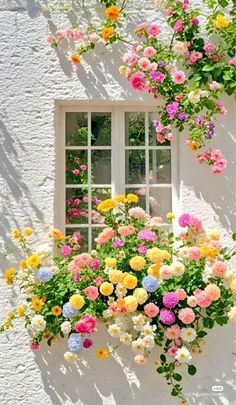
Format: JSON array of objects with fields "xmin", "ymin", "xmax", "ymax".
[
  {"xmin": 100, "ymin": 282, "xmax": 114, "ymax": 296},
  {"xmin": 208, "ymin": 229, "xmax": 220, "ymax": 241},
  {"xmin": 147, "ymin": 247, "xmax": 163, "ymax": 263},
  {"xmin": 133, "ymin": 288, "xmax": 148, "ymax": 305},
  {"xmin": 97, "ymin": 198, "xmax": 117, "ymax": 212},
  {"xmin": 108, "ymin": 269, "xmax": 125, "ymax": 284},
  {"xmin": 188, "ymin": 141, "xmax": 201, "ymax": 151},
  {"xmin": 4, "ymin": 267, "xmax": 16, "ymax": 284},
  {"xmin": 26, "ymin": 254, "xmax": 41, "ymax": 268},
  {"xmin": 160, "ymin": 250, "xmax": 171, "ymax": 261},
  {"xmin": 129, "ymin": 256, "xmax": 146, "ymax": 271},
  {"xmin": 166, "ymin": 212, "xmax": 175, "ymax": 220},
  {"xmin": 126, "ymin": 193, "xmax": 139, "ymax": 203},
  {"xmin": 64, "ymin": 351, "xmax": 77, "ymax": 362},
  {"xmin": 114, "ymin": 194, "xmax": 126, "ymax": 202},
  {"xmin": 123, "ymin": 274, "xmax": 137, "ymax": 290},
  {"xmin": 214, "ymin": 14, "xmax": 230, "ymax": 28},
  {"xmin": 147, "ymin": 263, "xmax": 161, "ymax": 278},
  {"xmin": 12, "ymin": 228, "xmax": 21, "ymax": 239},
  {"xmin": 124, "ymin": 296, "xmax": 138, "ymax": 313},
  {"xmin": 105, "ymin": 257, "xmax": 117, "ymax": 267},
  {"xmin": 69, "ymin": 294, "xmax": 85, "ymax": 309},
  {"xmin": 230, "ymin": 279, "xmax": 236, "ymax": 293},
  {"xmin": 23, "ymin": 227, "xmax": 33, "ymax": 237}
]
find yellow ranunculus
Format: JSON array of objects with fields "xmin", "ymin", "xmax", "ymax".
[
  {"xmin": 100, "ymin": 282, "xmax": 114, "ymax": 296},
  {"xmin": 147, "ymin": 263, "xmax": 161, "ymax": 278},
  {"xmin": 133, "ymin": 288, "xmax": 148, "ymax": 305},
  {"xmin": 214, "ymin": 14, "xmax": 230, "ymax": 28},
  {"xmin": 126, "ymin": 193, "xmax": 139, "ymax": 203},
  {"xmin": 124, "ymin": 296, "xmax": 138, "ymax": 313},
  {"xmin": 69, "ymin": 294, "xmax": 85, "ymax": 310},
  {"xmin": 114, "ymin": 194, "xmax": 126, "ymax": 203},
  {"xmin": 97, "ymin": 198, "xmax": 117, "ymax": 212},
  {"xmin": 105, "ymin": 257, "xmax": 117, "ymax": 267},
  {"xmin": 123, "ymin": 274, "xmax": 137, "ymax": 290},
  {"xmin": 17, "ymin": 306, "xmax": 25, "ymax": 317},
  {"xmin": 129, "ymin": 256, "xmax": 146, "ymax": 271},
  {"xmin": 101, "ymin": 27, "xmax": 116, "ymax": 42},
  {"xmin": 104, "ymin": 5, "xmax": 120, "ymax": 21},
  {"xmin": 26, "ymin": 254, "xmax": 41, "ymax": 268},
  {"xmin": 23, "ymin": 227, "xmax": 33, "ymax": 237},
  {"xmin": 108, "ymin": 269, "xmax": 124, "ymax": 284},
  {"xmin": 160, "ymin": 250, "xmax": 171, "ymax": 261},
  {"xmin": 12, "ymin": 228, "xmax": 21, "ymax": 239},
  {"xmin": 147, "ymin": 247, "xmax": 163, "ymax": 263},
  {"xmin": 166, "ymin": 212, "xmax": 175, "ymax": 220},
  {"xmin": 4, "ymin": 267, "xmax": 16, "ymax": 284},
  {"xmin": 32, "ymin": 296, "xmax": 44, "ymax": 312}
]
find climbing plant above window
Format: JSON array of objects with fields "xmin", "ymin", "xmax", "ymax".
[{"xmin": 45, "ymin": 0, "xmax": 235, "ymax": 172}]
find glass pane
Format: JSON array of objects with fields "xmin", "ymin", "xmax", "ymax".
[
  {"xmin": 125, "ymin": 112, "xmax": 145, "ymax": 146},
  {"xmin": 91, "ymin": 188, "xmax": 112, "ymax": 224},
  {"xmin": 125, "ymin": 187, "xmax": 146, "ymax": 211},
  {"xmin": 149, "ymin": 150, "xmax": 171, "ymax": 184},
  {"xmin": 92, "ymin": 227, "xmax": 105, "ymax": 248},
  {"xmin": 66, "ymin": 151, "xmax": 88, "ymax": 185},
  {"xmin": 65, "ymin": 228, "xmax": 88, "ymax": 252},
  {"xmin": 149, "ymin": 187, "xmax": 172, "ymax": 218},
  {"xmin": 149, "ymin": 112, "xmax": 170, "ymax": 146},
  {"xmin": 66, "ymin": 188, "xmax": 89, "ymax": 225},
  {"xmin": 91, "ymin": 150, "xmax": 111, "ymax": 184},
  {"xmin": 66, "ymin": 112, "xmax": 88, "ymax": 146},
  {"xmin": 91, "ymin": 112, "xmax": 111, "ymax": 146},
  {"xmin": 126, "ymin": 150, "xmax": 146, "ymax": 184}
]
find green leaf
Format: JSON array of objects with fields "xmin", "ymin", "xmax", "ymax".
[
  {"xmin": 173, "ymin": 373, "xmax": 182, "ymax": 381},
  {"xmin": 160, "ymin": 354, "xmax": 166, "ymax": 363},
  {"xmin": 188, "ymin": 365, "xmax": 197, "ymax": 375},
  {"xmin": 198, "ymin": 330, "xmax": 207, "ymax": 338},
  {"xmin": 171, "ymin": 388, "xmax": 179, "ymax": 396},
  {"xmin": 232, "ymin": 233, "xmax": 236, "ymax": 241},
  {"xmin": 156, "ymin": 367, "xmax": 164, "ymax": 374},
  {"xmin": 202, "ymin": 65, "xmax": 215, "ymax": 72}
]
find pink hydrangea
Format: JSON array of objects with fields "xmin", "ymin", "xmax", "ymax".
[
  {"xmin": 172, "ymin": 70, "xmax": 186, "ymax": 84},
  {"xmin": 163, "ymin": 292, "xmax": 179, "ymax": 309},
  {"xmin": 138, "ymin": 229, "xmax": 156, "ymax": 241},
  {"xmin": 178, "ymin": 308, "xmax": 195, "ymax": 324},
  {"xmin": 144, "ymin": 303, "xmax": 159, "ymax": 317},
  {"xmin": 84, "ymin": 286, "xmax": 99, "ymax": 301},
  {"xmin": 160, "ymin": 308, "xmax": 176, "ymax": 325},
  {"xmin": 74, "ymin": 253, "xmax": 92, "ymax": 267}
]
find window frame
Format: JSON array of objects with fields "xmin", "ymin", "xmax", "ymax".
[{"xmin": 55, "ymin": 103, "xmax": 180, "ymax": 245}]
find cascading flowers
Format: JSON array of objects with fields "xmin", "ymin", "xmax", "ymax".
[{"xmin": 1, "ymin": 194, "xmax": 236, "ymax": 400}]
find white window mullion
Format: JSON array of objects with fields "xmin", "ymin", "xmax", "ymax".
[
  {"xmin": 88, "ymin": 111, "xmax": 92, "ymax": 250},
  {"xmin": 145, "ymin": 111, "xmax": 150, "ymax": 214},
  {"xmin": 112, "ymin": 107, "xmax": 125, "ymax": 196}
]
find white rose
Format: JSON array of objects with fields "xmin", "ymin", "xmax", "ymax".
[
  {"xmin": 180, "ymin": 328, "xmax": 197, "ymax": 342},
  {"xmin": 188, "ymin": 91, "xmax": 200, "ymax": 103},
  {"xmin": 132, "ymin": 338, "xmax": 145, "ymax": 354},
  {"xmin": 120, "ymin": 333, "xmax": 132, "ymax": 345},
  {"xmin": 108, "ymin": 324, "xmax": 121, "ymax": 338},
  {"xmin": 31, "ymin": 315, "xmax": 46, "ymax": 332},
  {"xmin": 175, "ymin": 346, "xmax": 192, "ymax": 363},
  {"xmin": 61, "ymin": 321, "xmax": 71, "ymax": 334},
  {"xmin": 171, "ymin": 261, "xmax": 185, "ymax": 277}
]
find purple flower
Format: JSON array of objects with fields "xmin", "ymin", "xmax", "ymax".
[
  {"xmin": 150, "ymin": 70, "xmax": 165, "ymax": 82},
  {"xmin": 192, "ymin": 18, "xmax": 199, "ymax": 25},
  {"xmin": 159, "ymin": 308, "xmax": 176, "ymax": 325},
  {"xmin": 153, "ymin": 119, "xmax": 159, "ymax": 128},
  {"xmin": 196, "ymin": 115, "xmax": 205, "ymax": 125},
  {"xmin": 137, "ymin": 244, "xmax": 148, "ymax": 254},
  {"xmin": 166, "ymin": 102, "xmax": 179, "ymax": 119},
  {"xmin": 178, "ymin": 112, "xmax": 188, "ymax": 120},
  {"xmin": 142, "ymin": 275, "xmax": 160, "ymax": 292},
  {"xmin": 178, "ymin": 213, "xmax": 191, "ymax": 227},
  {"xmin": 162, "ymin": 292, "xmax": 179, "ymax": 309},
  {"xmin": 158, "ymin": 60, "xmax": 166, "ymax": 67},
  {"xmin": 138, "ymin": 229, "xmax": 156, "ymax": 241},
  {"xmin": 112, "ymin": 239, "xmax": 125, "ymax": 247},
  {"xmin": 36, "ymin": 267, "xmax": 53, "ymax": 282},
  {"xmin": 67, "ymin": 333, "xmax": 83, "ymax": 353}
]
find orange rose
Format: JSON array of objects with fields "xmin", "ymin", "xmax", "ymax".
[
  {"xmin": 104, "ymin": 6, "xmax": 120, "ymax": 21},
  {"xmin": 69, "ymin": 53, "xmax": 81, "ymax": 64},
  {"xmin": 101, "ymin": 27, "xmax": 115, "ymax": 42}
]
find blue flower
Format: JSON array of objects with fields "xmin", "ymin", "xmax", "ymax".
[
  {"xmin": 63, "ymin": 302, "xmax": 78, "ymax": 318},
  {"xmin": 36, "ymin": 267, "xmax": 53, "ymax": 282},
  {"xmin": 142, "ymin": 275, "xmax": 160, "ymax": 292},
  {"xmin": 68, "ymin": 333, "xmax": 83, "ymax": 353}
]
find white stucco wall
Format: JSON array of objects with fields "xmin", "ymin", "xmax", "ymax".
[{"xmin": 0, "ymin": 1, "xmax": 235, "ymax": 404}]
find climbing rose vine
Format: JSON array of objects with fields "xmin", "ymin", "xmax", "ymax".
[{"xmin": 1, "ymin": 195, "xmax": 236, "ymax": 400}]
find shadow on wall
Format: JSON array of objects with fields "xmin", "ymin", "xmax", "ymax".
[
  {"xmin": 0, "ymin": 118, "xmax": 44, "ymax": 257},
  {"xmin": 180, "ymin": 94, "xmax": 236, "ymax": 232},
  {"xmin": 32, "ymin": 323, "xmax": 236, "ymax": 405}
]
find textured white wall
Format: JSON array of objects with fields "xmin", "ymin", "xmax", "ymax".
[{"xmin": 0, "ymin": 1, "xmax": 235, "ymax": 404}]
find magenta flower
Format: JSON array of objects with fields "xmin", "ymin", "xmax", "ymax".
[
  {"xmin": 159, "ymin": 308, "xmax": 176, "ymax": 325},
  {"xmin": 61, "ymin": 245, "xmax": 72, "ymax": 256},
  {"xmin": 137, "ymin": 244, "xmax": 148, "ymax": 254},
  {"xmin": 138, "ymin": 229, "xmax": 156, "ymax": 241},
  {"xmin": 150, "ymin": 70, "xmax": 165, "ymax": 82},
  {"xmin": 166, "ymin": 102, "xmax": 179, "ymax": 119},
  {"xmin": 83, "ymin": 338, "xmax": 93, "ymax": 349},
  {"xmin": 178, "ymin": 213, "xmax": 191, "ymax": 227},
  {"xmin": 130, "ymin": 72, "xmax": 146, "ymax": 90},
  {"xmin": 90, "ymin": 259, "xmax": 101, "ymax": 269},
  {"xmin": 162, "ymin": 292, "xmax": 179, "ymax": 309},
  {"xmin": 112, "ymin": 239, "xmax": 125, "ymax": 247},
  {"xmin": 174, "ymin": 19, "xmax": 183, "ymax": 32}
]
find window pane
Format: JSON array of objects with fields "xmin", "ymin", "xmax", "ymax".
[
  {"xmin": 126, "ymin": 150, "xmax": 146, "ymax": 184},
  {"xmin": 149, "ymin": 187, "xmax": 172, "ymax": 218},
  {"xmin": 91, "ymin": 188, "xmax": 111, "ymax": 224},
  {"xmin": 148, "ymin": 112, "xmax": 170, "ymax": 146},
  {"xmin": 66, "ymin": 112, "xmax": 88, "ymax": 146},
  {"xmin": 125, "ymin": 187, "xmax": 146, "ymax": 210},
  {"xmin": 149, "ymin": 150, "xmax": 171, "ymax": 184},
  {"xmin": 66, "ymin": 151, "xmax": 88, "ymax": 185},
  {"xmin": 91, "ymin": 112, "xmax": 111, "ymax": 146},
  {"xmin": 65, "ymin": 228, "xmax": 88, "ymax": 252},
  {"xmin": 66, "ymin": 188, "xmax": 88, "ymax": 225},
  {"xmin": 125, "ymin": 112, "xmax": 145, "ymax": 146},
  {"xmin": 91, "ymin": 150, "xmax": 111, "ymax": 184}
]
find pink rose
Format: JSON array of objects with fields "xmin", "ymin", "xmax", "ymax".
[
  {"xmin": 148, "ymin": 23, "xmax": 160, "ymax": 37},
  {"xmin": 84, "ymin": 286, "xmax": 99, "ymax": 301}
]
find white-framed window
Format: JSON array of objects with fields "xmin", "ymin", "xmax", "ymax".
[{"xmin": 56, "ymin": 105, "xmax": 179, "ymax": 250}]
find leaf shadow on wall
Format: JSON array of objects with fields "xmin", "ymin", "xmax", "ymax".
[
  {"xmin": 33, "ymin": 322, "xmax": 236, "ymax": 405},
  {"xmin": 0, "ymin": 118, "xmax": 44, "ymax": 258}
]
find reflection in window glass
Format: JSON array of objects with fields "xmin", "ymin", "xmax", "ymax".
[
  {"xmin": 91, "ymin": 112, "xmax": 111, "ymax": 146},
  {"xmin": 125, "ymin": 112, "xmax": 145, "ymax": 146},
  {"xmin": 66, "ymin": 150, "xmax": 88, "ymax": 185},
  {"xmin": 148, "ymin": 112, "xmax": 170, "ymax": 146},
  {"xmin": 65, "ymin": 228, "xmax": 88, "ymax": 252},
  {"xmin": 125, "ymin": 150, "xmax": 146, "ymax": 184},
  {"xmin": 149, "ymin": 187, "xmax": 172, "ymax": 218},
  {"xmin": 125, "ymin": 187, "xmax": 146, "ymax": 210},
  {"xmin": 149, "ymin": 150, "xmax": 171, "ymax": 184},
  {"xmin": 91, "ymin": 150, "xmax": 111, "ymax": 184},
  {"xmin": 66, "ymin": 112, "xmax": 88, "ymax": 146},
  {"xmin": 66, "ymin": 188, "xmax": 88, "ymax": 225}
]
